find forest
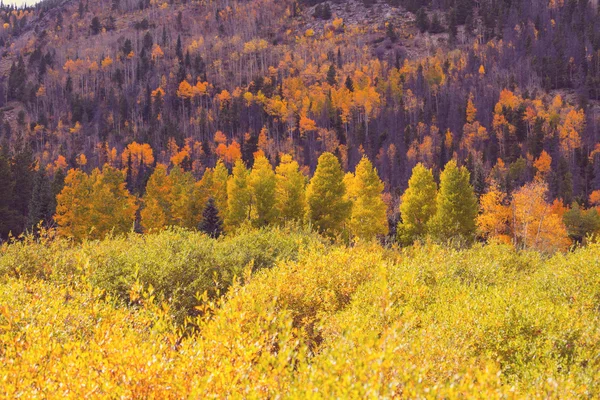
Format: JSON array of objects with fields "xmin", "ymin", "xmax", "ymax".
[{"xmin": 2, "ymin": 0, "xmax": 600, "ymax": 397}]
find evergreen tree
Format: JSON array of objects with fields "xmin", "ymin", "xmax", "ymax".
[
  {"xmin": 198, "ymin": 197, "xmax": 223, "ymax": 238},
  {"xmin": 176, "ymin": 35, "xmax": 183, "ymax": 61},
  {"xmin": 448, "ymin": 8, "xmax": 458, "ymax": 42},
  {"xmin": 10, "ymin": 140, "xmax": 35, "ymax": 233},
  {"xmin": 563, "ymin": 203, "xmax": 600, "ymax": 243},
  {"xmin": 397, "ymin": 163, "xmax": 437, "ymax": 246},
  {"xmin": 90, "ymin": 16, "xmax": 102, "ymax": 35},
  {"xmin": 0, "ymin": 147, "xmax": 18, "ymax": 239},
  {"xmin": 28, "ymin": 166, "xmax": 54, "ymax": 230},
  {"xmin": 306, "ymin": 152, "xmax": 351, "ymax": 237},
  {"xmin": 347, "ymin": 157, "xmax": 388, "ymax": 240},
  {"xmin": 275, "ymin": 154, "xmax": 306, "ymax": 224},
  {"xmin": 225, "ymin": 159, "xmax": 251, "ymax": 231},
  {"xmin": 249, "ymin": 155, "xmax": 277, "ymax": 227},
  {"xmin": 8, "ymin": 56, "xmax": 27, "ymax": 102},
  {"xmin": 327, "ymin": 64, "xmax": 337, "ymax": 86},
  {"xmin": 345, "ymin": 75, "xmax": 354, "ymax": 92},
  {"xmin": 429, "ymin": 13, "xmax": 445, "ymax": 34},
  {"xmin": 428, "ymin": 160, "xmax": 478, "ymax": 243},
  {"xmin": 416, "ymin": 7, "xmax": 430, "ymax": 33},
  {"xmin": 386, "ymin": 22, "xmax": 397, "ymax": 42}
]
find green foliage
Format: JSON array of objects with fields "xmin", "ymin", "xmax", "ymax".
[
  {"xmin": 249, "ymin": 155, "xmax": 277, "ymax": 227},
  {"xmin": 306, "ymin": 152, "xmax": 351, "ymax": 237},
  {"xmin": 198, "ymin": 197, "xmax": 223, "ymax": 238},
  {"xmin": 347, "ymin": 156, "xmax": 388, "ymax": 240},
  {"xmin": 275, "ymin": 154, "xmax": 306, "ymax": 223},
  {"xmin": 397, "ymin": 163, "xmax": 437, "ymax": 245},
  {"xmin": 428, "ymin": 160, "xmax": 478, "ymax": 243},
  {"xmin": 0, "ymin": 227, "xmax": 321, "ymax": 323},
  {"xmin": 563, "ymin": 203, "xmax": 600, "ymax": 243}
]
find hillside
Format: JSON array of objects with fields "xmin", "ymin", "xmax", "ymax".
[{"xmin": 0, "ymin": 1, "xmax": 598, "ymax": 232}]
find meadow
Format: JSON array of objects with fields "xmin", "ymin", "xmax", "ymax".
[{"xmin": 1, "ymin": 228, "xmax": 600, "ymax": 398}]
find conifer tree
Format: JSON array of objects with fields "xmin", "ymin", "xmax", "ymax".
[
  {"xmin": 327, "ymin": 64, "xmax": 337, "ymax": 86},
  {"xmin": 249, "ymin": 155, "xmax": 276, "ymax": 227},
  {"xmin": 347, "ymin": 157, "xmax": 388, "ymax": 240},
  {"xmin": 226, "ymin": 159, "xmax": 251, "ymax": 231},
  {"xmin": 275, "ymin": 154, "xmax": 306, "ymax": 224},
  {"xmin": 428, "ymin": 160, "xmax": 478, "ymax": 243},
  {"xmin": 306, "ymin": 152, "xmax": 351, "ymax": 236},
  {"xmin": 198, "ymin": 197, "xmax": 223, "ymax": 238},
  {"xmin": 0, "ymin": 148, "xmax": 18, "ymax": 238},
  {"xmin": 397, "ymin": 163, "xmax": 438, "ymax": 246},
  {"xmin": 10, "ymin": 140, "xmax": 35, "ymax": 233},
  {"xmin": 28, "ymin": 166, "xmax": 54, "ymax": 230}
]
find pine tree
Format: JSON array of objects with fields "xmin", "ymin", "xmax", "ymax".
[
  {"xmin": 345, "ymin": 75, "xmax": 354, "ymax": 92},
  {"xmin": 327, "ymin": 64, "xmax": 337, "ymax": 86},
  {"xmin": 10, "ymin": 140, "xmax": 35, "ymax": 234},
  {"xmin": 0, "ymin": 147, "xmax": 18, "ymax": 239},
  {"xmin": 226, "ymin": 159, "xmax": 251, "ymax": 231},
  {"xmin": 416, "ymin": 7, "xmax": 430, "ymax": 33},
  {"xmin": 347, "ymin": 157, "xmax": 388, "ymax": 240},
  {"xmin": 275, "ymin": 154, "xmax": 306, "ymax": 224},
  {"xmin": 428, "ymin": 160, "xmax": 478, "ymax": 243},
  {"xmin": 306, "ymin": 152, "xmax": 351, "ymax": 237},
  {"xmin": 397, "ymin": 163, "xmax": 437, "ymax": 245},
  {"xmin": 198, "ymin": 197, "xmax": 223, "ymax": 238},
  {"xmin": 28, "ymin": 166, "xmax": 54, "ymax": 230},
  {"xmin": 563, "ymin": 203, "xmax": 600, "ymax": 243},
  {"xmin": 90, "ymin": 16, "xmax": 101, "ymax": 35},
  {"xmin": 249, "ymin": 155, "xmax": 277, "ymax": 227}
]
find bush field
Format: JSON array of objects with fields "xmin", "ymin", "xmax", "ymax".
[{"xmin": 1, "ymin": 229, "xmax": 600, "ymax": 398}]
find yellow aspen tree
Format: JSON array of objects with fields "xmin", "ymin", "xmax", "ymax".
[
  {"xmin": 168, "ymin": 166, "xmax": 195, "ymax": 228},
  {"xmin": 88, "ymin": 165, "xmax": 137, "ymax": 239},
  {"xmin": 477, "ymin": 185, "xmax": 511, "ymax": 243},
  {"xmin": 226, "ymin": 159, "xmax": 251, "ymax": 231},
  {"xmin": 54, "ymin": 168, "xmax": 93, "ymax": 240},
  {"xmin": 141, "ymin": 164, "xmax": 172, "ymax": 232},
  {"xmin": 347, "ymin": 156, "xmax": 388, "ymax": 240},
  {"xmin": 212, "ymin": 160, "xmax": 230, "ymax": 220},
  {"xmin": 274, "ymin": 154, "xmax": 306, "ymax": 224},
  {"xmin": 306, "ymin": 152, "xmax": 351, "ymax": 237},
  {"xmin": 397, "ymin": 163, "xmax": 437, "ymax": 246},
  {"xmin": 249, "ymin": 155, "xmax": 277, "ymax": 227},
  {"xmin": 428, "ymin": 160, "xmax": 478, "ymax": 243},
  {"xmin": 510, "ymin": 181, "xmax": 571, "ymax": 253}
]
